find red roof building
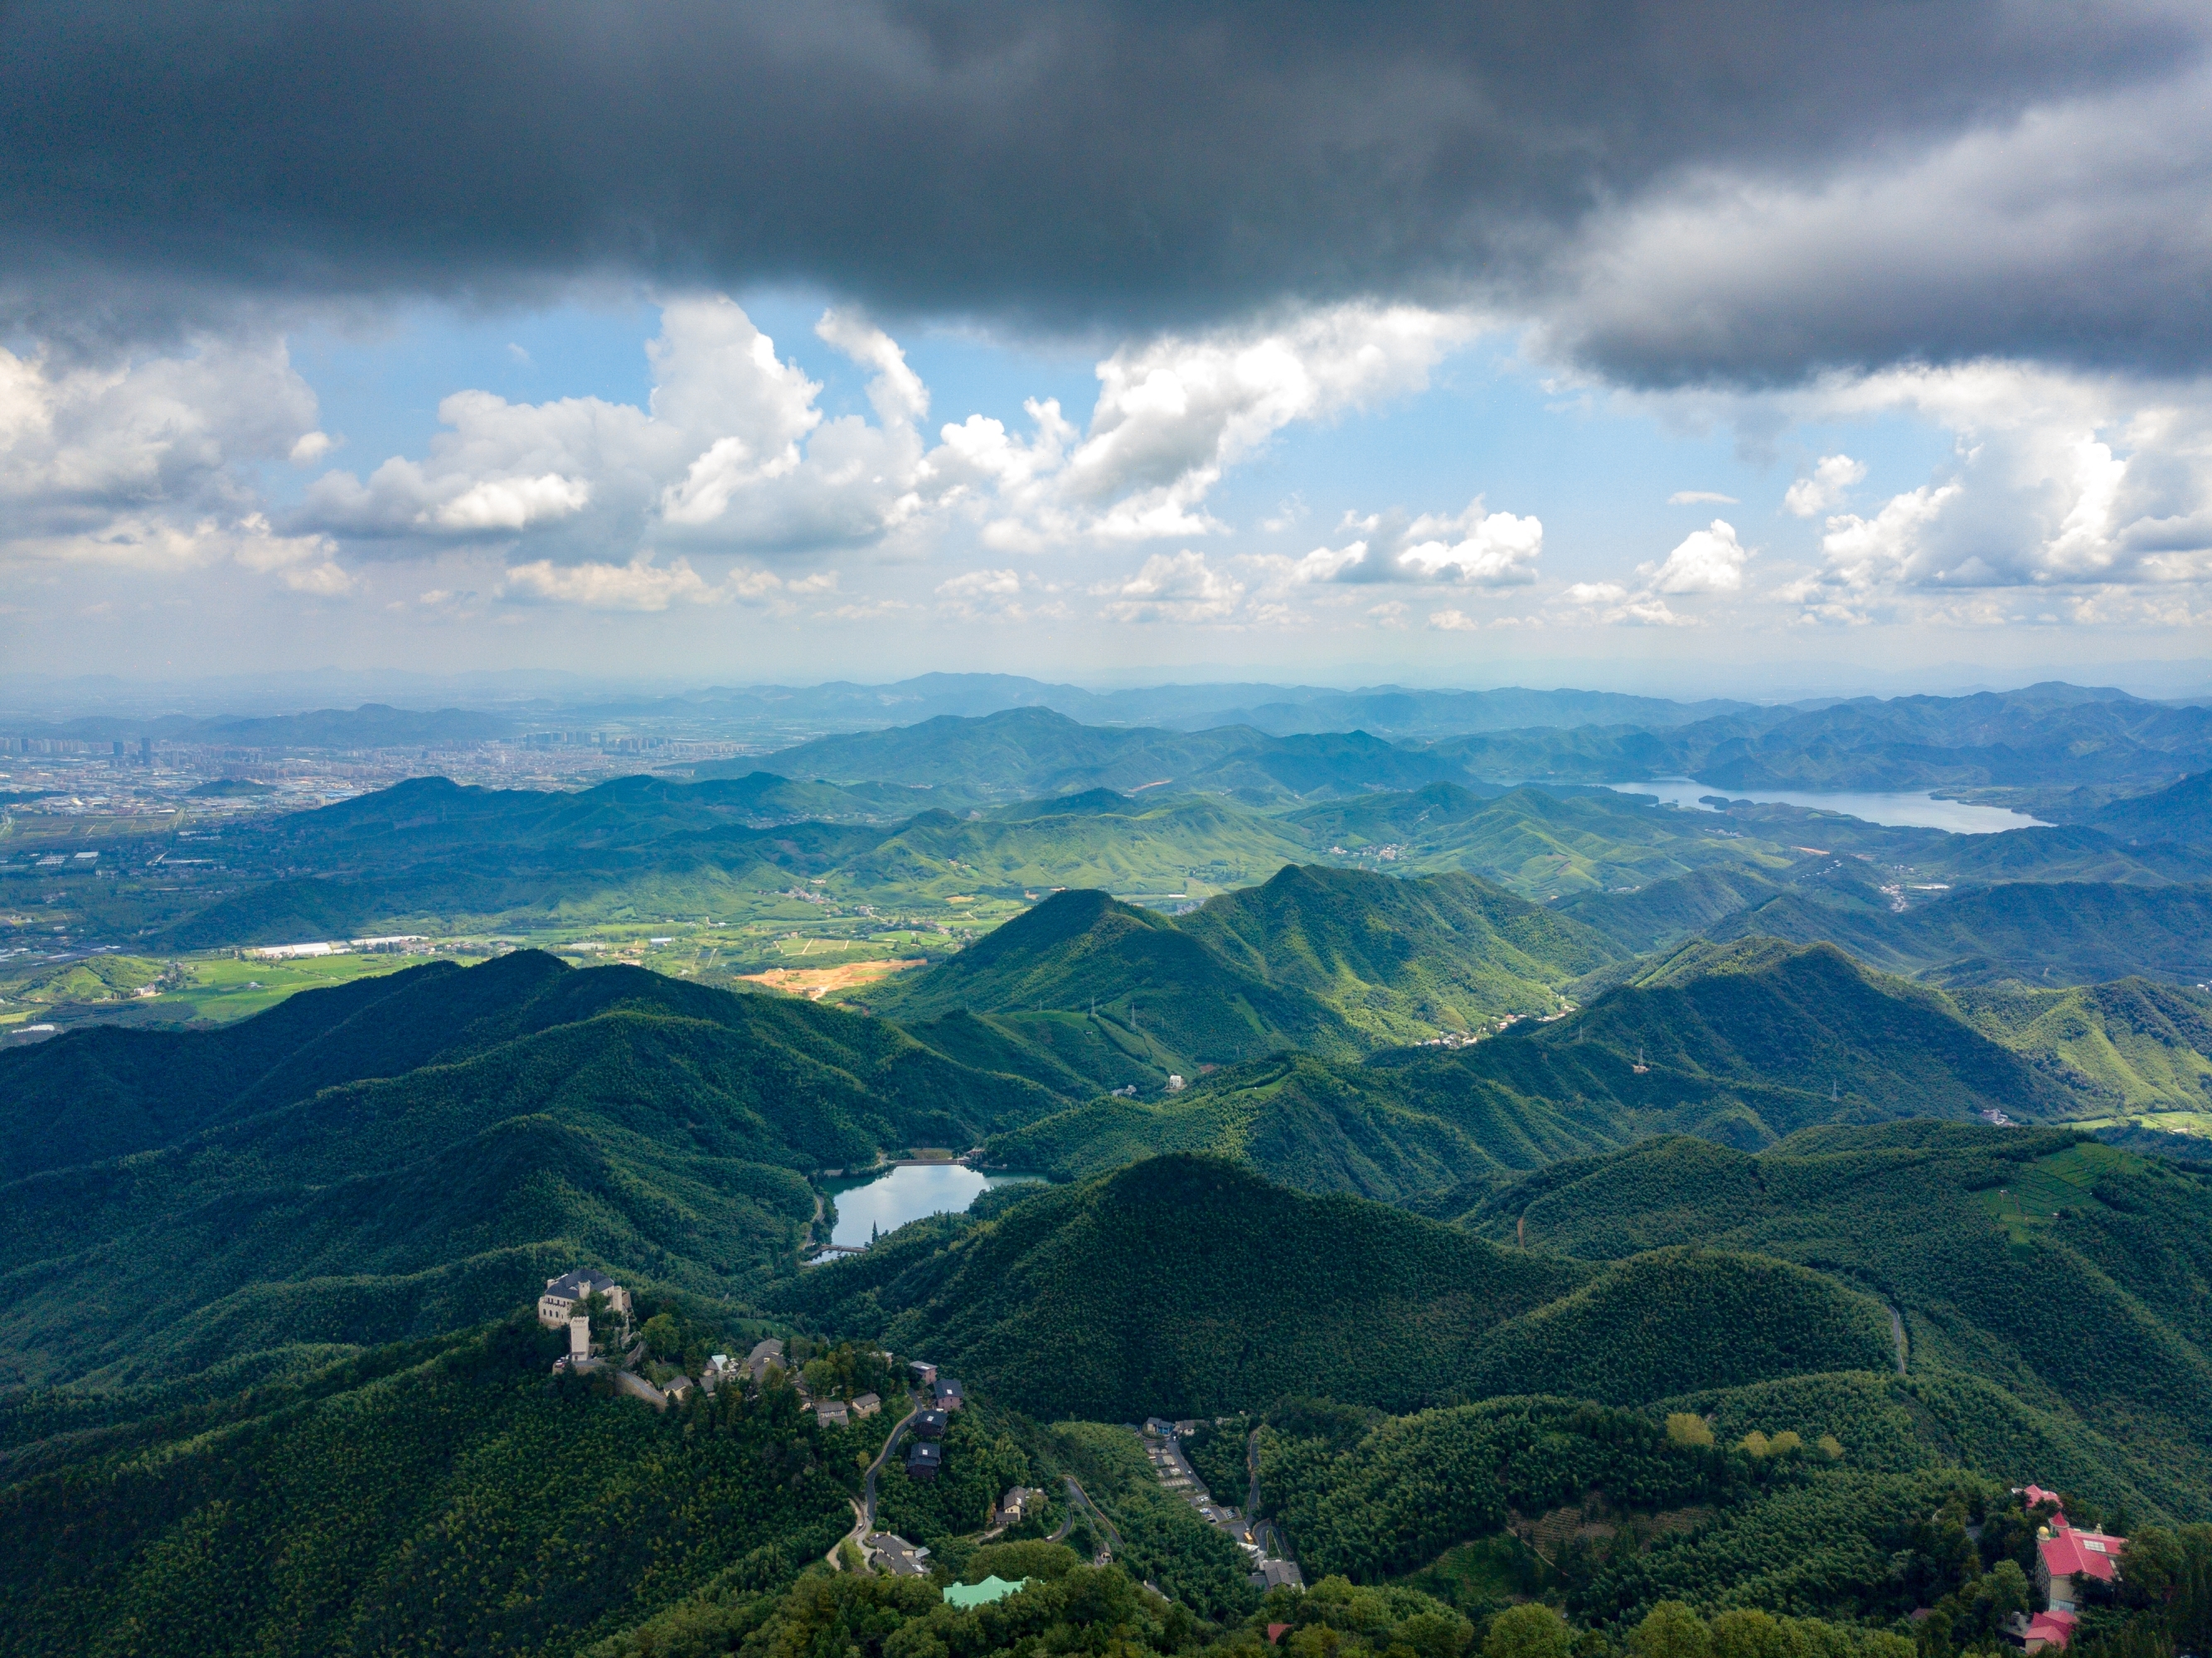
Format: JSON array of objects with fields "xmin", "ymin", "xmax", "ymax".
[
  {"xmin": 2022, "ymin": 1610, "xmax": 2078, "ymax": 1652},
  {"xmin": 2038, "ymin": 1522, "xmax": 2124, "ymax": 1610}
]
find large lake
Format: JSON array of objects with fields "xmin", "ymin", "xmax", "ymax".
[
  {"xmin": 1596, "ymin": 780, "xmax": 2047, "ymax": 834},
  {"xmin": 823, "ymin": 1163, "xmax": 1041, "ymax": 1249}
]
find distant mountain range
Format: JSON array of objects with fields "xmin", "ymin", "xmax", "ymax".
[{"xmin": 17, "ymin": 679, "xmax": 2212, "ymax": 784}]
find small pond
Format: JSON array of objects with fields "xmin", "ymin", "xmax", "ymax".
[
  {"xmin": 1595, "ymin": 779, "xmax": 2047, "ymax": 834},
  {"xmin": 822, "ymin": 1163, "xmax": 1042, "ymax": 1250}
]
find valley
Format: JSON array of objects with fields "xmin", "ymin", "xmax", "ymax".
[{"xmin": 4, "ymin": 679, "xmax": 2212, "ymax": 1658}]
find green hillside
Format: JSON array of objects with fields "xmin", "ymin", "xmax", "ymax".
[
  {"xmin": 1708, "ymin": 879, "xmax": 2212, "ymax": 985},
  {"xmin": 1254, "ymin": 1389, "xmax": 2023, "ymax": 1631},
  {"xmin": 1179, "ymin": 864, "xmax": 1619, "ymax": 1041},
  {"xmin": 1461, "ymin": 1248, "xmax": 1895, "ymax": 1404},
  {"xmin": 1950, "ymin": 977, "xmax": 2212, "ymax": 1112},
  {"xmin": 1459, "ymin": 1123, "xmax": 2212, "ymax": 1515},
  {"xmin": 2094, "ymin": 768, "xmax": 2212, "ymax": 845},
  {"xmin": 1287, "ymin": 784, "xmax": 1794, "ymax": 899},
  {"xmin": 989, "ymin": 1053, "xmax": 1502, "ymax": 1202},
  {"xmin": 0, "ymin": 1314, "xmax": 860, "ymax": 1658},
  {"xmin": 873, "ymin": 867, "xmax": 1626, "ymax": 1081},
  {"xmin": 992, "ymin": 939, "xmax": 2088, "ymax": 1201},
  {"xmin": 0, "ymin": 953, "xmax": 1072, "ymax": 1388},
  {"xmin": 774, "ymin": 1155, "xmax": 1592, "ymax": 1419},
  {"xmin": 868, "ymin": 887, "xmax": 1361, "ymax": 1074},
  {"xmin": 1555, "ymin": 868, "xmax": 1796, "ymax": 953}
]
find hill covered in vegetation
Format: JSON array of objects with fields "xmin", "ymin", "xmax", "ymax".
[
  {"xmin": 868, "ymin": 886, "xmax": 1366, "ymax": 1073},
  {"xmin": 783, "ymin": 1155, "xmax": 1913, "ymax": 1426},
  {"xmin": 1178, "ymin": 865, "xmax": 1617, "ymax": 1043},
  {"xmin": 1459, "ymin": 1123, "xmax": 2212, "ymax": 1516},
  {"xmin": 871, "ymin": 866, "xmax": 1621, "ymax": 1076},
  {"xmin": 1705, "ymin": 878, "xmax": 2212, "ymax": 986},
  {"xmin": 986, "ymin": 938, "xmax": 2089, "ymax": 1198},
  {"xmin": 0, "ymin": 952, "xmax": 1072, "ymax": 1389},
  {"xmin": 775, "ymin": 1155, "xmax": 1594, "ymax": 1418},
  {"xmin": 0, "ymin": 1313, "xmax": 861, "ymax": 1658}
]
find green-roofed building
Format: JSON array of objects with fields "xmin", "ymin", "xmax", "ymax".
[{"xmin": 943, "ymin": 1576, "xmax": 1030, "ymax": 1609}]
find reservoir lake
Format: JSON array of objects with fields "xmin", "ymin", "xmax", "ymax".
[
  {"xmin": 1596, "ymin": 780, "xmax": 2047, "ymax": 834},
  {"xmin": 824, "ymin": 1163, "xmax": 1041, "ymax": 1249}
]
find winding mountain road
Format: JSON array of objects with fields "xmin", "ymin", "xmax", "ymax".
[
  {"xmin": 863, "ymin": 1403, "xmax": 922, "ymax": 1527},
  {"xmin": 1053, "ymin": 1476, "xmax": 1123, "ymax": 1564}
]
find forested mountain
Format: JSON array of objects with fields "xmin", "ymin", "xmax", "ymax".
[
  {"xmin": 1949, "ymin": 977, "xmax": 2212, "ymax": 1110},
  {"xmin": 0, "ymin": 1315, "xmax": 865, "ymax": 1657},
  {"xmin": 0, "ymin": 953, "xmax": 1070, "ymax": 1389},
  {"xmin": 12, "ymin": 701, "xmax": 2212, "ymax": 1657},
  {"xmin": 1425, "ymin": 686, "xmax": 2212, "ymax": 791},
  {"xmin": 2092, "ymin": 768, "xmax": 2212, "ymax": 845},
  {"xmin": 1705, "ymin": 879, "xmax": 2212, "ymax": 985},
  {"xmin": 766, "ymin": 706, "xmax": 1468, "ymax": 800},
  {"xmin": 787, "ymin": 1126, "xmax": 2212, "ymax": 1528},
  {"xmin": 871, "ymin": 866, "xmax": 1618, "ymax": 1074},
  {"xmin": 774, "ymin": 1154, "xmax": 1595, "ymax": 1419},
  {"xmin": 867, "ymin": 886, "xmax": 1367, "ymax": 1072},
  {"xmin": 986, "ymin": 938, "xmax": 2088, "ymax": 1199},
  {"xmin": 1179, "ymin": 863, "xmax": 1620, "ymax": 1039},
  {"xmin": 1458, "ymin": 1124, "xmax": 2212, "ymax": 1515},
  {"xmin": 781, "ymin": 1155, "xmax": 1907, "ymax": 1423},
  {"xmin": 148, "ymin": 774, "xmax": 1319, "ymax": 947}
]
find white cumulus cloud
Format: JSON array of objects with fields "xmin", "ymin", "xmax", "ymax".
[
  {"xmin": 1784, "ymin": 453, "xmax": 1867, "ymax": 517},
  {"xmin": 1096, "ymin": 550, "xmax": 1246, "ymax": 623},
  {"xmin": 0, "ymin": 334, "xmax": 351, "ymax": 597},
  {"xmin": 972, "ymin": 304, "xmax": 1479, "ymax": 548},
  {"xmin": 303, "ymin": 296, "xmax": 929, "ymax": 560},
  {"xmin": 1293, "ymin": 498, "xmax": 1544, "ymax": 587},
  {"xmin": 1647, "ymin": 519, "xmax": 1752, "ymax": 593}
]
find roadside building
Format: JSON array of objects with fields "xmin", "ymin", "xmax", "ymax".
[
  {"xmin": 1249, "ymin": 1560, "xmax": 1305, "ymax": 1592},
  {"xmin": 910, "ymin": 1360, "xmax": 939, "ymax": 1386},
  {"xmin": 537, "ymin": 1268, "xmax": 631, "ymax": 1329},
  {"xmin": 665, "ymin": 1375, "xmax": 696, "ymax": 1403},
  {"xmin": 997, "ymin": 1486, "xmax": 1045, "ymax": 1526},
  {"xmin": 934, "ymin": 1377, "xmax": 965, "ymax": 1411},
  {"xmin": 871, "ymin": 1534, "xmax": 931, "ymax": 1577},
  {"xmin": 907, "ymin": 1442, "xmax": 943, "ymax": 1481},
  {"xmin": 914, "ymin": 1408, "xmax": 949, "ymax": 1439},
  {"xmin": 568, "ymin": 1318, "xmax": 591, "ymax": 1360}
]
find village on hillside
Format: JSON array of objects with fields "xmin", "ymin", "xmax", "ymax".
[{"xmin": 535, "ymin": 1269, "xmax": 2125, "ymax": 1637}]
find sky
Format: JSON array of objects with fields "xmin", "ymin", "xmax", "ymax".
[{"xmin": 2, "ymin": 1, "xmax": 2210, "ymax": 701}]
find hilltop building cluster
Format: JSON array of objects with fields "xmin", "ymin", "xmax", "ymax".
[{"xmin": 2009, "ymin": 1486, "xmax": 2128, "ymax": 1652}]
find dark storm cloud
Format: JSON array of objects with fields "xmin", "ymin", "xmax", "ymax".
[{"xmin": 2, "ymin": 0, "xmax": 2206, "ymax": 380}]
